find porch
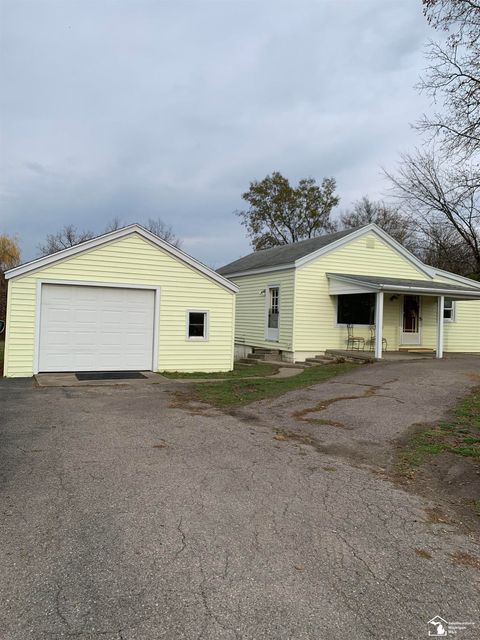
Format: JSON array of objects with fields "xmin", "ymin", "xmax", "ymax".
[{"xmin": 327, "ymin": 273, "xmax": 480, "ymax": 359}]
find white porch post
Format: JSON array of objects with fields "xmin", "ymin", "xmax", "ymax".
[
  {"xmin": 375, "ymin": 291, "xmax": 384, "ymax": 359},
  {"xmin": 437, "ymin": 295, "xmax": 444, "ymax": 359}
]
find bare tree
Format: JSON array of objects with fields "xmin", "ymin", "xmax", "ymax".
[
  {"xmin": 386, "ymin": 149, "xmax": 480, "ymax": 276},
  {"xmin": 419, "ymin": 221, "xmax": 475, "ymax": 274},
  {"xmin": 105, "ymin": 217, "xmax": 181, "ymax": 247},
  {"xmin": 144, "ymin": 218, "xmax": 181, "ymax": 248},
  {"xmin": 418, "ymin": 0, "xmax": 480, "ymax": 158},
  {"xmin": 38, "ymin": 225, "xmax": 95, "ymax": 256},
  {"xmin": 104, "ymin": 216, "xmax": 122, "ymax": 233},
  {"xmin": 39, "ymin": 218, "xmax": 181, "ymax": 256},
  {"xmin": 339, "ymin": 197, "xmax": 417, "ymax": 252}
]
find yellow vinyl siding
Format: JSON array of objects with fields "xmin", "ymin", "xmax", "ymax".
[
  {"xmin": 426, "ymin": 274, "xmax": 480, "ymax": 352},
  {"xmin": 5, "ymin": 233, "xmax": 235, "ymax": 377},
  {"xmin": 229, "ymin": 269, "xmax": 295, "ymax": 351},
  {"xmin": 396, "ymin": 297, "xmax": 480, "ymax": 353},
  {"xmin": 443, "ymin": 300, "xmax": 480, "ymax": 352},
  {"xmin": 294, "ymin": 232, "xmax": 434, "ymax": 352}
]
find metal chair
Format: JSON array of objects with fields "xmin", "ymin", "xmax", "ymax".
[
  {"xmin": 346, "ymin": 324, "xmax": 365, "ymax": 351},
  {"xmin": 366, "ymin": 324, "xmax": 387, "ymax": 352}
]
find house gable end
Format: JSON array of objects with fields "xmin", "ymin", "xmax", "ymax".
[
  {"xmin": 6, "ymin": 225, "xmax": 237, "ymax": 293},
  {"xmin": 296, "ymin": 225, "xmax": 434, "ymax": 281},
  {"xmin": 295, "ymin": 224, "xmax": 434, "ymax": 279}
]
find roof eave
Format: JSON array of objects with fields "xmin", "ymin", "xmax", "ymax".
[
  {"xmin": 218, "ymin": 263, "xmax": 295, "ymax": 278},
  {"xmin": 327, "ymin": 274, "xmax": 480, "ymax": 299},
  {"xmin": 5, "ymin": 224, "xmax": 239, "ymax": 294}
]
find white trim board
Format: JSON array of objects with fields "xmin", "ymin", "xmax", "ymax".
[
  {"xmin": 5, "ymin": 224, "xmax": 239, "ymax": 294},
  {"xmin": 33, "ymin": 279, "xmax": 161, "ymax": 375}
]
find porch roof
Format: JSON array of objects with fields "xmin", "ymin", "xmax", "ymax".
[{"xmin": 327, "ymin": 273, "xmax": 480, "ymax": 299}]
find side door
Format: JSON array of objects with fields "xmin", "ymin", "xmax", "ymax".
[{"xmin": 265, "ymin": 286, "xmax": 280, "ymax": 342}]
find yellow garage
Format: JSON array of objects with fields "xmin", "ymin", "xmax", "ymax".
[{"xmin": 4, "ymin": 224, "xmax": 237, "ymax": 377}]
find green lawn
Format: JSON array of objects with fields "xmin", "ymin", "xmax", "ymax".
[
  {"xmin": 397, "ymin": 388, "xmax": 480, "ymax": 476},
  {"xmin": 161, "ymin": 362, "xmax": 280, "ymax": 379},
  {"xmin": 190, "ymin": 362, "xmax": 358, "ymax": 409}
]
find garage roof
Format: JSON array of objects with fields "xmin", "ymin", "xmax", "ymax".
[{"xmin": 5, "ymin": 224, "xmax": 239, "ymax": 293}]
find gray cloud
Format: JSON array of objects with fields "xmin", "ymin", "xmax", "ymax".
[{"xmin": 1, "ymin": 0, "xmax": 433, "ymax": 265}]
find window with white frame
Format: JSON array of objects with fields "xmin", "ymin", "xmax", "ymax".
[
  {"xmin": 187, "ymin": 311, "xmax": 208, "ymax": 339},
  {"xmin": 443, "ymin": 298, "xmax": 455, "ymax": 321},
  {"xmin": 337, "ymin": 293, "xmax": 375, "ymax": 325}
]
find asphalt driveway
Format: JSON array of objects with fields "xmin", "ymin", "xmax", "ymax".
[{"xmin": 1, "ymin": 358, "xmax": 479, "ymax": 640}]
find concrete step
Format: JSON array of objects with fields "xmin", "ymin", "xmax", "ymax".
[
  {"xmin": 299, "ymin": 354, "xmax": 342, "ymax": 365},
  {"xmin": 247, "ymin": 352, "xmax": 282, "ymax": 362},
  {"xmin": 240, "ymin": 357, "xmax": 308, "ymax": 369},
  {"xmin": 251, "ymin": 348, "xmax": 281, "ymax": 354},
  {"xmin": 325, "ymin": 349, "xmax": 375, "ymax": 364}
]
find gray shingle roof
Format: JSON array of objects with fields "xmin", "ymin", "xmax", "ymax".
[
  {"xmin": 217, "ymin": 227, "xmax": 362, "ymax": 275},
  {"xmin": 328, "ymin": 273, "xmax": 480, "ymax": 294}
]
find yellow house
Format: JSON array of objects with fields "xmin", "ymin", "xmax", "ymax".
[
  {"xmin": 217, "ymin": 224, "xmax": 480, "ymax": 362},
  {"xmin": 3, "ymin": 224, "xmax": 238, "ymax": 377}
]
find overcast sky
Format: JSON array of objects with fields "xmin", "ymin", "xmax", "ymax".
[{"xmin": 0, "ymin": 0, "xmax": 434, "ymax": 267}]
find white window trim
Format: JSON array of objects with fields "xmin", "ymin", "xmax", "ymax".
[
  {"xmin": 33, "ymin": 279, "xmax": 161, "ymax": 375},
  {"xmin": 186, "ymin": 310, "xmax": 209, "ymax": 341},
  {"xmin": 264, "ymin": 284, "xmax": 281, "ymax": 342},
  {"xmin": 335, "ymin": 294, "xmax": 376, "ymax": 328},
  {"xmin": 443, "ymin": 299, "xmax": 456, "ymax": 323}
]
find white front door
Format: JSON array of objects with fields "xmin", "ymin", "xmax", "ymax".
[
  {"xmin": 400, "ymin": 295, "xmax": 421, "ymax": 345},
  {"xmin": 38, "ymin": 284, "xmax": 156, "ymax": 372},
  {"xmin": 266, "ymin": 286, "xmax": 280, "ymax": 342}
]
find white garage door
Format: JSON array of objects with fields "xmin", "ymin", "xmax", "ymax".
[{"xmin": 38, "ymin": 284, "xmax": 156, "ymax": 372}]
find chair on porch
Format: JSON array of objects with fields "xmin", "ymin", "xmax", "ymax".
[
  {"xmin": 366, "ymin": 324, "xmax": 387, "ymax": 352},
  {"xmin": 346, "ymin": 324, "xmax": 365, "ymax": 351}
]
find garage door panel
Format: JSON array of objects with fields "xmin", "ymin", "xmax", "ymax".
[
  {"xmin": 45, "ymin": 308, "xmax": 72, "ymax": 323},
  {"xmin": 99, "ymin": 332, "xmax": 123, "ymax": 346},
  {"xmin": 75, "ymin": 309, "xmax": 98, "ymax": 325},
  {"xmin": 49, "ymin": 331, "xmax": 72, "ymax": 345},
  {"xmin": 39, "ymin": 284, "xmax": 155, "ymax": 372},
  {"xmin": 102, "ymin": 310, "xmax": 123, "ymax": 323},
  {"xmin": 73, "ymin": 332, "xmax": 99, "ymax": 346}
]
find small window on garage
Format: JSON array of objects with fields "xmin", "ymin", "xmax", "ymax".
[{"xmin": 187, "ymin": 311, "xmax": 208, "ymax": 340}]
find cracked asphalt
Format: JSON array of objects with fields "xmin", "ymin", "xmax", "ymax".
[{"xmin": 1, "ymin": 358, "xmax": 479, "ymax": 640}]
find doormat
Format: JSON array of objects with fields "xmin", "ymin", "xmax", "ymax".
[{"xmin": 75, "ymin": 371, "xmax": 148, "ymax": 381}]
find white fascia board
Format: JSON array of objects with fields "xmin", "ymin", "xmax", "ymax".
[
  {"xmin": 220, "ymin": 263, "xmax": 295, "ymax": 279},
  {"xmin": 382, "ymin": 284, "xmax": 480, "ymax": 299},
  {"xmin": 5, "ymin": 224, "xmax": 239, "ymax": 294},
  {"xmin": 327, "ymin": 274, "xmax": 379, "ymax": 293},
  {"xmin": 329, "ymin": 283, "xmax": 376, "ymax": 295},
  {"xmin": 295, "ymin": 223, "xmax": 436, "ymax": 278},
  {"xmin": 432, "ymin": 268, "xmax": 480, "ymax": 290},
  {"xmin": 328, "ymin": 274, "xmax": 480, "ymax": 299}
]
